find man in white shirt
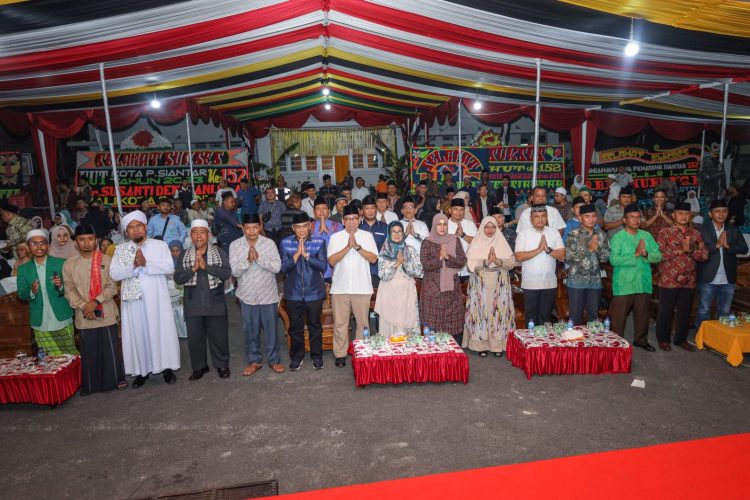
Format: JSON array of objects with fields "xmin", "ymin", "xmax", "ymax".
[
  {"xmin": 447, "ymin": 198, "xmax": 477, "ymax": 278},
  {"xmin": 351, "ymin": 177, "xmax": 370, "ymax": 201},
  {"xmin": 328, "ymin": 205, "xmax": 379, "ymax": 367},
  {"xmin": 214, "ymin": 178, "xmax": 237, "ymax": 204},
  {"xmin": 399, "ymin": 196, "xmax": 429, "ymax": 255},
  {"xmin": 615, "ymin": 165, "xmax": 634, "ymax": 188},
  {"xmin": 607, "ymin": 174, "xmax": 621, "ymax": 207},
  {"xmin": 301, "ymin": 184, "xmax": 316, "ymax": 219},
  {"xmin": 515, "ymin": 186, "xmax": 567, "ymax": 235},
  {"xmin": 514, "ymin": 205, "xmax": 566, "ymax": 325},
  {"xmin": 375, "ymin": 192, "xmax": 398, "ymax": 225}
]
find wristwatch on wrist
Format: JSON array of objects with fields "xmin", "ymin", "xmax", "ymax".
[
  {"xmin": 354, "ymin": 245, "xmax": 362, "ymax": 251},
  {"xmin": 544, "ymin": 247, "xmax": 552, "ymax": 254}
]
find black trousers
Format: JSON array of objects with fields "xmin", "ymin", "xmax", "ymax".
[
  {"xmin": 656, "ymin": 287, "xmax": 695, "ymax": 345},
  {"xmin": 567, "ymin": 287, "xmax": 601, "ymax": 326},
  {"xmin": 287, "ymin": 299, "xmax": 324, "ymax": 362},
  {"xmin": 79, "ymin": 324, "xmax": 126, "ymax": 394},
  {"xmin": 522, "ymin": 288, "xmax": 557, "ymax": 325},
  {"xmin": 185, "ymin": 315, "xmax": 230, "ymax": 371}
]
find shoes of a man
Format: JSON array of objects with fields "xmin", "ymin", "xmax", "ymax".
[
  {"xmin": 243, "ymin": 363, "xmax": 262, "ymax": 377},
  {"xmin": 217, "ymin": 368, "xmax": 230, "ymax": 378},
  {"xmin": 658, "ymin": 342, "xmax": 672, "ymax": 351},
  {"xmin": 132, "ymin": 375, "xmax": 149, "ymax": 388},
  {"xmin": 269, "ymin": 363, "xmax": 286, "ymax": 374},
  {"xmin": 634, "ymin": 343, "xmax": 656, "ymax": 352},
  {"xmin": 335, "ymin": 357, "xmax": 346, "ymax": 368},
  {"xmin": 289, "ymin": 359, "xmax": 303, "ymax": 371},
  {"xmin": 189, "ymin": 366, "xmax": 210, "ymax": 381},
  {"xmin": 312, "ymin": 358, "xmax": 324, "ymax": 370},
  {"xmin": 675, "ymin": 341, "xmax": 696, "ymax": 352},
  {"xmin": 163, "ymin": 369, "xmax": 177, "ymax": 384}
]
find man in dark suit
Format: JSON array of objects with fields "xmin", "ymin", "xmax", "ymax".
[{"xmin": 695, "ymin": 199, "xmax": 748, "ymax": 328}]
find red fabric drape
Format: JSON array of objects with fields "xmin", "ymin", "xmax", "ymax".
[
  {"xmin": 649, "ymin": 119, "xmax": 704, "ymax": 141},
  {"xmin": 0, "ymin": 357, "xmax": 81, "ymax": 405},
  {"xmin": 506, "ymin": 334, "xmax": 632, "ymax": 380},
  {"xmin": 0, "ymin": 108, "xmax": 31, "ymax": 137}
]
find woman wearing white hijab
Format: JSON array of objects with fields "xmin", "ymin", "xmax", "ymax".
[
  {"xmin": 464, "ymin": 216, "xmax": 516, "ymax": 357},
  {"xmin": 570, "ymin": 175, "xmax": 585, "ymax": 199}
]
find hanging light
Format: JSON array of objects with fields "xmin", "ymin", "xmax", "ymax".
[
  {"xmin": 322, "ymin": 86, "xmax": 330, "ymax": 96},
  {"xmin": 624, "ymin": 18, "xmax": 640, "ymax": 57},
  {"xmin": 324, "ymin": 102, "xmax": 332, "ymax": 110},
  {"xmin": 150, "ymin": 95, "xmax": 161, "ymax": 109},
  {"xmin": 472, "ymin": 100, "xmax": 483, "ymax": 111}
]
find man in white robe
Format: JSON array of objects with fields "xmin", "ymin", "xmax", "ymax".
[{"xmin": 110, "ymin": 210, "xmax": 180, "ymax": 388}]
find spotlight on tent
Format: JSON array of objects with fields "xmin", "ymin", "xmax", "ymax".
[
  {"xmin": 150, "ymin": 96, "xmax": 162, "ymax": 109},
  {"xmin": 472, "ymin": 100, "xmax": 483, "ymax": 111},
  {"xmin": 322, "ymin": 87, "xmax": 330, "ymax": 96},
  {"xmin": 624, "ymin": 18, "xmax": 639, "ymax": 57},
  {"xmin": 324, "ymin": 102, "xmax": 332, "ymax": 110},
  {"xmin": 624, "ymin": 40, "xmax": 640, "ymax": 57}
]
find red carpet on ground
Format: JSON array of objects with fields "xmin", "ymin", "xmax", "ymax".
[{"xmin": 268, "ymin": 433, "xmax": 750, "ymax": 499}]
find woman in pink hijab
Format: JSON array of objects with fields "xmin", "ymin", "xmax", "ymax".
[
  {"xmin": 48, "ymin": 225, "xmax": 79, "ymax": 260},
  {"xmin": 419, "ymin": 213, "xmax": 467, "ymax": 344}
]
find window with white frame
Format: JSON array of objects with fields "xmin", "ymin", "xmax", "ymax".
[{"xmin": 304, "ymin": 156, "xmax": 318, "ymax": 171}]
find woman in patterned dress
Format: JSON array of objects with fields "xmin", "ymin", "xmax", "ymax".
[
  {"xmin": 374, "ymin": 221, "xmax": 423, "ymax": 335},
  {"xmin": 419, "ymin": 213, "xmax": 467, "ymax": 343},
  {"xmin": 463, "ymin": 217, "xmax": 516, "ymax": 357}
]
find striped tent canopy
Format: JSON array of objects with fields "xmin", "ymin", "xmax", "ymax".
[{"xmin": 1, "ymin": 0, "xmax": 750, "ymax": 140}]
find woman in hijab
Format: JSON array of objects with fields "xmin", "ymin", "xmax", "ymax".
[
  {"xmin": 570, "ymin": 175, "xmax": 585, "ymax": 199},
  {"xmin": 55, "ymin": 211, "xmax": 78, "ymax": 230},
  {"xmin": 374, "ymin": 221, "xmax": 424, "ymax": 335},
  {"xmin": 464, "ymin": 217, "xmax": 516, "ymax": 357},
  {"xmin": 12, "ymin": 242, "xmax": 31, "ymax": 276},
  {"xmin": 419, "ymin": 213, "xmax": 467, "ymax": 343},
  {"xmin": 167, "ymin": 240, "xmax": 187, "ymax": 339},
  {"xmin": 48, "ymin": 224, "xmax": 79, "ymax": 260}
]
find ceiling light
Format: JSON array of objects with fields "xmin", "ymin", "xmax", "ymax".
[
  {"xmin": 322, "ymin": 87, "xmax": 330, "ymax": 96},
  {"xmin": 472, "ymin": 100, "xmax": 482, "ymax": 111},
  {"xmin": 624, "ymin": 40, "xmax": 640, "ymax": 57},
  {"xmin": 324, "ymin": 103, "xmax": 332, "ymax": 110},
  {"xmin": 150, "ymin": 96, "xmax": 161, "ymax": 109},
  {"xmin": 624, "ymin": 18, "xmax": 639, "ymax": 57}
]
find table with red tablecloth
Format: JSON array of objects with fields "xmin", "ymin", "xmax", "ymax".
[
  {"xmin": 506, "ymin": 328, "xmax": 632, "ymax": 379},
  {"xmin": 350, "ymin": 338, "xmax": 469, "ymax": 388},
  {"xmin": 0, "ymin": 355, "xmax": 81, "ymax": 405}
]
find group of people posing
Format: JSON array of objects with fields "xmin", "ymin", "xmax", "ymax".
[{"xmin": 1, "ymin": 168, "xmax": 747, "ymax": 396}]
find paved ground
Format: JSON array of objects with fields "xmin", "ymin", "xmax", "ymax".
[{"xmin": 1, "ymin": 303, "xmax": 749, "ymax": 499}]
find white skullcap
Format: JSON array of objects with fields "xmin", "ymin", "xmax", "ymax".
[
  {"xmin": 607, "ymin": 174, "xmax": 617, "ymax": 180},
  {"xmin": 121, "ymin": 210, "xmax": 147, "ymax": 232},
  {"xmin": 555, "ymin": 187, "xmax": 567, "ymax": 196},
  {"xmin": 190, "ymin": 199, "xmax": 200, "ymax": 206},
  {"xmin": 26, "ymin": 229, "xmax": 49, "ymax": 242},
  {"xmin": 190, "ymin": 219, "xmax": 210, "ymax": 230}
]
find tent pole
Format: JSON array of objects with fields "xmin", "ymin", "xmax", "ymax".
[
  {"xmin": 185, "ymin": 114, "xmax": 196, "ymax": 193},
  {"xmin": 532, "ymin": 58, "xmax": 541, "ymax": 187},
  {"xmin": 457, "ymin": 98, "xmax": 463, "ymax": 185},
  {"xmin": 720, "ymin": 82, "xmax": 729, "ymax": 190},
  {"xmin": 580, "ymin": 120, "xmax": 588, "ymax": 184},
  {"xmin": 698, "ymin": 128, "xmax": 705, "ymax": 199},
  {"xmin": 36, "ymin": 129, "xmax": 56, "ymax": 220},
  {"xmin": 98, "ymin": 63, "xmax": 124, "ymax": 216}
]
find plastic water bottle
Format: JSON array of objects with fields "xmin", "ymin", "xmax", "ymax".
[
  {"xmin": 429, "ymin": 332, "xmax": 436, "ymax": 345},
  {"xmin": 37, "ymin": 347, "xmax": 46, "ymax": 367},
  {"xmin": 527, "ymin": 320, "xmax": 535, "ymax": 330},
  {"xmin": 603, "ymin": 317, "xmax": 611, "ymax": 332},
  {"xmin": 423, "ymin": 324, "xmax": 430, "ymax": 338},
  {"xmin": 363, "ymin": 327, "xmax": 370, "ymax": 345},
  {"xmin": 567, "ymin": 318, "xmax": 574, "ymax": 329},
  {"xmin": 728, "ymin": 314, "xmax": 737, "ymax": 327}
]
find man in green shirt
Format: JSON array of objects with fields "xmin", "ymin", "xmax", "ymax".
[
  {"xmin": 609, "ymin": 204, "xmax": 662, "ymax": 351},
  {"xmin": 16, "ymin": 229, "xmax": 76, "ymax": 355}
]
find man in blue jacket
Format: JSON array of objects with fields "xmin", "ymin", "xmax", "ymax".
[{"xmin": 280, "ymin": 213, "xmax": 328, "ymax": 371}]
